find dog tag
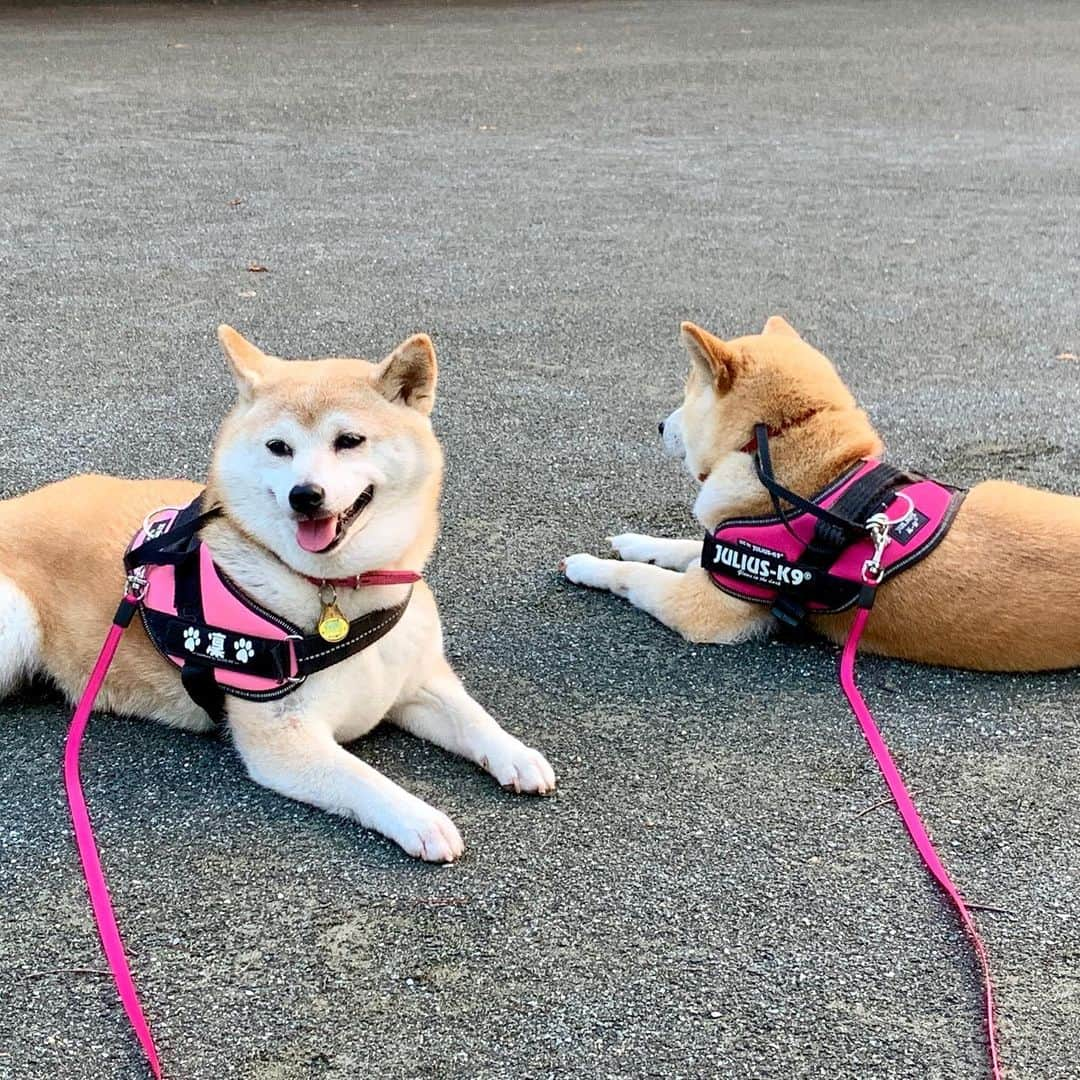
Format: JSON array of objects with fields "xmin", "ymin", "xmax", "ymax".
[
  {"xmin": 315, "ymin": 583, "xmax": 350, "ymax": 643},
  {"xmin": 318, "ymin": 601, "xmax": 350, "ymax": 643}
]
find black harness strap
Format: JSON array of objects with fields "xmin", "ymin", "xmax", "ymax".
[
  {"xmin": 295, "ymin": 596, "xmax": 411, "ymax": 677},
  {"xmin": 141, "ymin": 498, "xmax": 228, "ymax": 722},
  {"xmin": 751, "ymin": 426, "xmax": 916, "ymax": 628},
  {"xmin": 142, "ymin": 610, "xmax": 291, "ymax": 680},
  {"xmin": 752, "ymin": 423, "xmax": 861, "ymax": 538},
  {"xmin": 125, "ymin": 498, "xmax": 223, "ymax": 573},
  {"xmin": 700, "ymin": 534, "xmax": 860, "ymax": 610},
  {"xmin": 141, "ymin": 594, "xmax": 411, "ymax": 696}
]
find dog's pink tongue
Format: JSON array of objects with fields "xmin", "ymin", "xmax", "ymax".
[{"xmin": 296, "ymin": 516, "xmax": 338, "ymax": 553}]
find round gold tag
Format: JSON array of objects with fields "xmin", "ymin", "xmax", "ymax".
[{"xmin": 317, "ymin": 603, "xmax": 350, "ymax": 643}]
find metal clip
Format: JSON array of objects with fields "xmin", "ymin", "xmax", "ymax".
[
  {"xmin": 861, "ymin": 492, "xmax": 916, "ymax": 584},
  {"xmin": 318, "ymin": 581, "xmax": 338, "ymax": 607},
  {"xmin": 862, "ymin": 520, "xmax": 891, "ymax": 583},
  {"xmin": 125, "ymin": 567, "xmax": 149, "ymax": 601}
]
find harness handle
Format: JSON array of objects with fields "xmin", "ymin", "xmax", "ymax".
[
  {"xmin": 840, "ymin": 590, "xmax": 1002, "ymax": 1079},
  {"xmin": 753, "ymin": 423, "xmax": 865, "ymax": 540},
  {"xmin": 125, "ymin": 502, "xmax": 223, "ymax": 571},
  {"xmin": 64, "ymin": 595, "xmax": 163, "ymax": 1079}
]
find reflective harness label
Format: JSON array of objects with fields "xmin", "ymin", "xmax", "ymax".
[{"xmin": 709, "ymin": 541, "xmax": 815, "ymax": 589}]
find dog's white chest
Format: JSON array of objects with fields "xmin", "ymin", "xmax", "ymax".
[{"xmin": 274, "ymin": 599, "xmax": 436, "ymax": 742}]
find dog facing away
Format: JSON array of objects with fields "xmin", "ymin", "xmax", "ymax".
[
  {"xmin": 0, "ymin": 327, "xmax": 555, "ymax": 862},
  {"xmin": 563, "ymin": 317, "xmax": 1080, "ymax": 672}
]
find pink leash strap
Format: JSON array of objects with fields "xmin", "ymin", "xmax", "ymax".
[
  {"xmin": 63, "ymin": 593, "xmax": 163, "ymax": 1079},
  {"xmin": 841, "ymin": 602, "xmax": 1002, "ymax": 1079}
]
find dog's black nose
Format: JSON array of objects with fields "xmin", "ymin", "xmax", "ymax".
[
  {"xmin": 289, "ymin": 483, "xmax": 326, "ymax": 515},
  {"xmin": 658, "ymin": 420, "xmax": 665, "ymax": 436}
]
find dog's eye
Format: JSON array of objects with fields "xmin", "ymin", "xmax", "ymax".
[
  {"xmin": 265, "ymin": 439, "xmax": 293, "ymax": 458},
  {"xmin": 333, "ymin": 432, "xmax": 366, "ymax": 452}
]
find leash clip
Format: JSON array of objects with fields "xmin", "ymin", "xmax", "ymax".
[
  {"xmin": 862, "ymin": 520, "xmax": 890, "ymax": 583},
  {"xmin": 124, "ymin": 568, "xmax": 149, "ymax": 602},
  {"xmin": 861, "ymin": 492, "xmax": 916, "ymax": 584}
]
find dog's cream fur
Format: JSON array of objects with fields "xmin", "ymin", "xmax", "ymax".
[
  {"xmin": 564, "ymin": 317, "xmax": 1080, "ymax": 672},
  {"xmin": 0, "ymin": 327, "xmax": 555, "ymax": 862}
]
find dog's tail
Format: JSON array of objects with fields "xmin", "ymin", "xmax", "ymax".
[{"xmin": 0, "ymin": 570, "xmax": 42, "ymax": 696}]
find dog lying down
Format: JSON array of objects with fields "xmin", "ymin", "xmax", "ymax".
[
  {"xmin": 0, "ymin": 327, "xmax": 554, "ymax": 862},
  {"xmin": 563, "ymin": 317, "xmax": 1080, "ymax": 672}
]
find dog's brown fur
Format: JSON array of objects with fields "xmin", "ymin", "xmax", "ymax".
[
  {"xmin": 563, "ymin": 317, "xmax": 1080, "ymax": 671},
  {"xmin": 0, "ymin": 476, "xmax": 204, "ymax": 721}
]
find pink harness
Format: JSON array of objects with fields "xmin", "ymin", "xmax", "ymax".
[
  {"xmin": 127, "ymin": 497, "xmax": 416, "ymax": 722},
  {"xmin": 63, "ymin": 495, "xmax": 420, "ymax": 1077},
  {"xmin": 703, "ymin": 444, "xmax": 965, "ymax": 622},
  {"xmin": 703, "ymin": 425, "xmax": 1001, "ymax": 1079}
]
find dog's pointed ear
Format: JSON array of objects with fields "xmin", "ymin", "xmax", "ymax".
[
  {"xmin": 762, "ymin": 315, "xmax": 802, "ymax": 341},
  {"xmin": 218, "ymin": 325, "xmax": 270, "ymax": 398},
  {"xmin": 680, "ymin": 322, "xmax": 741, "ymax": 393},
  {"xmin": 376, "ymin": 333, "xmax": 438, "ymax": 415}
]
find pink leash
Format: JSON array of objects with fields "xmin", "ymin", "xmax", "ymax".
[
  {"xmin": 841, "ymin": 601, "xmax": 1002, "ymax": 1079},
  {"xmin": 63, "ymin": 592, "xmax": 163, "ymax": 1079},
  {"xmin": 60, "ymin": 565, "xmax": 420, "ymax": 1076}
]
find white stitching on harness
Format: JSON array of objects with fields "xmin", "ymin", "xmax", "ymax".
[{"xmin": 301, "ymin": 603, "xmax": 407, "ymax": 664}]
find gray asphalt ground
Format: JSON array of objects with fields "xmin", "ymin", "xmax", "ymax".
[{"xmin": 1, "ymin": 2, "xmax": 1078, "ymax": 1078}]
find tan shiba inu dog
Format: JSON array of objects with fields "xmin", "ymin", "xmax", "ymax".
[
  {"xmin": 0, "ymin": 327, "xmax": 555, "ymax": 862},
  {"xmin": 563, "ymin": 317, "xmax": 1080, "ymax": 671}
]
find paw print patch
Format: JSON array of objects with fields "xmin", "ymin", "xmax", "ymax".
[
  {"xmin": 183, "ymin": 627, "xmax": 201, "ymax": 652},
  {"xmin": 233, "ymin": 638, "xmax": 254, "ymax": 664}
]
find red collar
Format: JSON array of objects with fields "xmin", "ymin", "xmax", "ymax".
[
  {"xmin": 302, "ymin": 569, "xmax": 422, "ymax": 589},
  {"xmin": 739, "ymin": 410, "xmax": 820, "ymax": 455}
]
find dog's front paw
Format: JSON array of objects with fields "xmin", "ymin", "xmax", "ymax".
[
  {"xmin": 608, "ymin": 532, "xmax": 661, "ymax": 563},
  {"xmin": 392, "ymin": 803, "xmax": 465, "ymax": 864},
  {"xmin": 560, "ymin": 552, "xmax": 616, "ymax": 590},
  {"xmin": 483, "ymin": 738, "xmax": 557, "ymax": 795},
  {"xmin": 608, "ymin": 533, "xmax": 704, "ymax": 570}
]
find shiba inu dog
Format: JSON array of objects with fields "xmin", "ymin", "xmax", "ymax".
[
  {"xmin": 562, "ymin": 317, "xmax": 1080, "ymax": 671},
  {"xmin": 0, "ymin": 326, "xmax": 555, "ymax": 862}
]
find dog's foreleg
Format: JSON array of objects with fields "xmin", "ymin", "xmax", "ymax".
[
  {"xmin": 392, "ymin": 660, "xmax": 556, "ymax": 794},
  {"xmin": 227, "ymin": 701, "xmax": 464, "ymax": 863},
  {"xmin": 607, "ymin": 533, "xmax": 704, "ymax": 570},
  {"xmin": 562, "ymin": 555, "xmax": 770, "ymax": 645}
]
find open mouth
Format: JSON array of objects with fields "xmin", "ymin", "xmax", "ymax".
[{"xmin": 295, "ymin": 485, "xmax": 375, "ymax": 554}]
